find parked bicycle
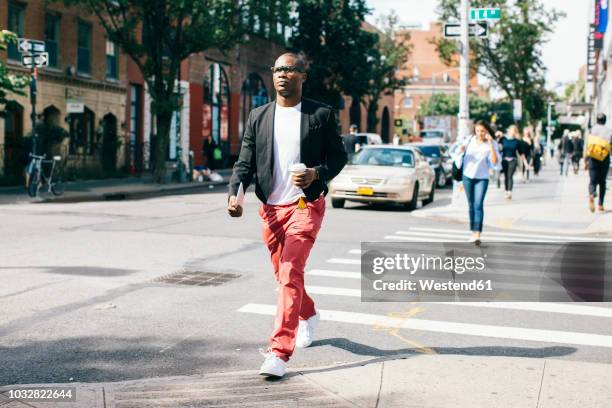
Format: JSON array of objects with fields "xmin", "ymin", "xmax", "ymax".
[{"xmin": 26, "ymin": 153, "xmax": 65, "ymax": 197}]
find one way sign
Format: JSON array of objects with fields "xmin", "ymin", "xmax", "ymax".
[
  {"xmin": 444, "ymin": 22, "xmax": 488, "ymax": 38},
  {"xmin": 22, "ymin": 53, "xmax": 49, "ymax": 68},
  {"xmin": 18, "ymin": 38, "xmax": 46, "ymax": 54}
]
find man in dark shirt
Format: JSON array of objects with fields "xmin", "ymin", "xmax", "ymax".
[{"xmin": 343, "ymin": 124, "xmax": 359, "ymax": 160}]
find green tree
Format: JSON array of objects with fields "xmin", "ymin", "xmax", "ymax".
[
  {"xmin": 435, "ymin": 0, "xmax": 563, "ymax": 124},
  {"xmin": 60, "ymin": 0, "xmax": 248, "ymax": 181},
  {"xmin": 0, "ymin": 31, "xmax": 28, "ymax": 116},
  {"xmin": 362, "ymin": 11, "xmax": 410, "ymax": 133},
  {"xmin": 289, "ymin": 0, "xmax": 377, "ymax": 108},
  {"xmin": 418, "ymin": 93, "xmax": 493, "ymax": 123}
]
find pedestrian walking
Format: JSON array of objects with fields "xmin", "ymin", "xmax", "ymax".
[
  {"xmin": 500, "ymin": 125, "xmax": 523, "ymax": 200},
  {"xmin": 571, "ymin": 130, "xmax": 584, "ymax": 174},
  {"xmin": 343, "ymin": 124, "xmax": 359, "ymax": 160},
  {"xmin": 584, "ymin": 113, "xmax": 612, "ymax": 213},
  {"xmin": 455, "ymin": 120, "xmax": 501, "ymax": 245},
  {"xmin": 533, "ymin": 136, "xmax": 543, "ymax": 176},
  {"xmin": 559, "ymin": 129, "xmax": 574, "ymax": 177},
  {"xmin": 227, "ymin": 53, "xmax": 347, "ymax": 378},
  {"xmin": 520, "ymin": 127, "xmax": 534, "ymax": 182},
  {"xmin": 493, "ymin": 130, "xmax": 504, "ymax": 189}
]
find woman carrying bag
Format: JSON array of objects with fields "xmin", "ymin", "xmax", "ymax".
[{"xmin": 454, "ymin": 120, "xmax": 501, "ymax": 245}]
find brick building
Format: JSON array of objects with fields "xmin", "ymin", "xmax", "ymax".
[
  {"xmin": 0, "ymin": 0, "xmax": 127, "ymax": 181},
  {"xmin": 394, "ymin": 22, "xmax": 486, "ymax": 136}
]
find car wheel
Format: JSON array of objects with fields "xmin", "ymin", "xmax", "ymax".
[
  {"xmin": 423, "ymin": 183, "xmax": 435, "ymax": 205},
  {"xmin": 436, "ymin": 170, "xmax": 447, "ymax": 188},
  {"xmin": 331, "ymin": 198, "xmax": 345, "ymax": 208},
  {"xmin": 405, "ymin": 183, "xmax": 419, "ymax": 211}
]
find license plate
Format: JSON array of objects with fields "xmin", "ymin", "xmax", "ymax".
[{"xmin": 356, "ymin": 186, "xmax": 374, "ymax": 196}]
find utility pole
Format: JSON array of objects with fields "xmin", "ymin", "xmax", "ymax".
[
  {"xmin": 547, "ymin": 101, "xmax": 554, "ymax": 159},
  {"xmin": 30, "ymin": 66, "xmax": 38, "ymax": 156},
  {"xmin": 458, "ymin": 0, "xmax": 470, "ymax": 141}
]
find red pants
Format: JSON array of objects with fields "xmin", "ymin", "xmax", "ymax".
[{"xmin": 259, "ymin": 196, "xmax": 325, "ymax": 362}]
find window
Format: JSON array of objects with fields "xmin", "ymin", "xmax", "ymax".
[
  {"xmin": 77, "ymin": 22, "xmax": 92, "ymax": 74},
  {"xmin": 44, "ymin": 14, "xmax": 60, "ymax": 68},
  {"xmin": 69, "ymin": 107, "xmax": 95, "ymax": 155},
  {"xmin": 7, "ymin": 3, "xmax": 25, "ymax": 61},
  {"xmin": 403, "ymin": 98, "xmax": 413, "ymax": 109},
  {"xmin": 105, "ymin": 40, "xmax": 118, "ymax": 79}
]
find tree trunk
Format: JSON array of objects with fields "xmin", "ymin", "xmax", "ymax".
[
  {"xmin": 154, "ymin": 110, "xmax": 172, "ymax": 183},
  {"xmin": 366, "ymin": 96, "xmax": 379, "ymax": 133}
]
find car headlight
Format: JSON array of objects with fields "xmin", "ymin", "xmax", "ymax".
[{"xmin": 386, "ymin": 176, "xmax": 413, "ymax": 185}]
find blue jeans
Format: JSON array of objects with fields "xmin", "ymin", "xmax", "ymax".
[{"xmin": 462, "ymin": 176, "xmax": 489, "ymax": 232}]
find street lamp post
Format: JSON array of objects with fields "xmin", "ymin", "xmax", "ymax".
[
  {"xmin": 547, "ymin": 101, "xmax": 554, "ymax": 159},
  {"xmin": 458, "ymin": 0, "xmax": 470, "ymax": 141}
]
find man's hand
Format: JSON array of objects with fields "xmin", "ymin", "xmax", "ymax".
[
  {"xmin": 292, "ymin": 168, "xmax": 318, "ymax": 189},
  {"xmin": 227, "ymin": 196, "xmax": 243, "ymax": 217}
]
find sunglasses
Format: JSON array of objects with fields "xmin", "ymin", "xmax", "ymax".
[{"xmin": 270, "ymin": 65, "xmax": 305, "ymax": 74}]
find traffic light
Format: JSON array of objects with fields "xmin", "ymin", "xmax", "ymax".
[{"xmin": 394, "ymin": 119, "xmax": 403, "ymax": 127}]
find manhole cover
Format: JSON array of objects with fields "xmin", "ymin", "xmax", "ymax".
[{"xmin": 152, "ymin": 271, "xmax": 241, "ymax": 286}]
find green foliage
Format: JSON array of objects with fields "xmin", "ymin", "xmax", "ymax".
[
  {"xmin": 289, "ymin": 0, "xmax": 377, "ymax": 108},
  {"xmin": 435, "ymin": 0, "xmax": 563, "ymax": 124},
  {"xmin": 58, "ymin": 0, "xmax": 247, "ymax": 179},
  {"xmin": 0, "ymin": 30, "xmax": 28, "ymax": 116},
  {"xmin": 419, "ymin": 93, "xmax": 493, "ymax": 122}
]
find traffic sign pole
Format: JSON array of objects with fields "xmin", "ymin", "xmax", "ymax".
[
  {"xmin": 459, "ymin": 0, "xmax": 470, "ymax": 142},
  {"xmin": 30, "ymin": 65, "xmax": 38, "ymax": 156}
]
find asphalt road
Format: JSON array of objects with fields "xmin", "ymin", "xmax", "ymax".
[{"xmin": 1, "ymin": 182, "xmax": 611, "ymax": 386}]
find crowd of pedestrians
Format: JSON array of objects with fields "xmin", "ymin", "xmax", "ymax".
[{"xmin": 455, "ymin": 115, "xmax": 611, "ymax": 245}]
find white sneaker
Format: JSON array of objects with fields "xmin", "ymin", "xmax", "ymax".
[
  {"xmin": 259, "ymin": 351, "xmax": 286, "ymax": 377},
  {"xmin": 295, "ymin": 312, "xmax": 320, "ymax": 348}
]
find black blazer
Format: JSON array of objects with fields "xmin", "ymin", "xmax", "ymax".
[{"xmin": 229, "ymin": 98, "xmax": 348, "ymax": 203}]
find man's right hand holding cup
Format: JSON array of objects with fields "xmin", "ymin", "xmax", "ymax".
[{"xmin": 227, "ymin": 196, "xmax": 243, "ymax": 217}]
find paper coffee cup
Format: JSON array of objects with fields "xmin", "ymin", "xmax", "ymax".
[{"xmin": 289, "ymin": 163, "xmax": 307, "ymax": 174}]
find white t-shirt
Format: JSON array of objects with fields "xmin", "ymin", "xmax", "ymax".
[
  {"xmin": 456, "ymin": 137, "xmax": 501, "ymax": 180},
  {"xmin": 267, "ymin": 103, "xmax": 304, "ymax": 205}
]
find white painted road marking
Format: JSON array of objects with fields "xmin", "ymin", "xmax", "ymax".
[{"xmin": 238, "ymin": 303, "xmax": 612, "ymax": 348}]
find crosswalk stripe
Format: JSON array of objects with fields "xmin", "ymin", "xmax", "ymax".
[
  {"xmin": 307, "ymin": 269, "xmax": 361, "ymax": 279},
  {"xmin": 303, "ymin": 285, "xmax": 612, "ymax": 318},
  {"xmin": 400, "ymin": 227, "xmax": 608, "ymax": 242},
  {"xmin": 384, "ymin": 235, "xmax": 554, "ymax": 243},
  {"xmin": 237, "ymin": 303, "xmax": 612, "ymax": 348},
  {"xmin": 348, "ymin": 249, "xmax": 362, "ymax": 255},
  {"xmin": 326, "ymin": 258, "xmax": 361, "ymax": 265},
  {"xmin": 305, "ymin": 285, "xmax": 361, "ymax": 297}
]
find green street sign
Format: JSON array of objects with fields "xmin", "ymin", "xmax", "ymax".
[{"xmin": 470, "ymin": 8, "xmax": 501, "ymax": 21}]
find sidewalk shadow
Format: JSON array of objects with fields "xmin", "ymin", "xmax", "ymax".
[
  {"xmin": 292, "ymin": 337, "xmax": 576, "ymax": 377},
  {"xmin": 0, "ymin": 266, "xmax": 137, "ymax": 277}
]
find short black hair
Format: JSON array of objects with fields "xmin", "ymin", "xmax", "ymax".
[
  {"xmin": 275, "ymin": 52, "xmax": 306, "ymax": 71},
  {"xmin": 596, "ymin": 113, "xmax": 607, "ymax": 125}
]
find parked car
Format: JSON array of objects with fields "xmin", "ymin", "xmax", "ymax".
[
  {"xmin": 329, "ymin": 145, "xmax": 436, "ymax": 211},
  {"xmin": 410, "ymin": 143, "xmax": 453, "ymax": 187},
  {"xmin": 354, "ymin": 133, "xmax": 383, "ymax": 147}
]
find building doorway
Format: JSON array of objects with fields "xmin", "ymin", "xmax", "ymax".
[
  {"xmin": 3, "ymin": 102, "xmax": 24, "ymax": 180},
  {"xmin": 381, "ymin": 107, "xmax": 390, "ymax": 143},
  {"xmin": 203, "ymin": 63, "xmax": 230, "ymax": 168},
  {"xmin": 101, "ymin": 113, "xmax": 118, "ymax": 172}
]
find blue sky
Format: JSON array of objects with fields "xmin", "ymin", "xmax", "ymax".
[{"xmin": 366, "ymin": 0, "xmax": 589, "ymax": 92}]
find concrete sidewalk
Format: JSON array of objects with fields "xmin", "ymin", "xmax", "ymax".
[
  {"xmin": 1, "ymin": 354, "xmax": 611, "ymax": 407},
  {"xmin": 413, "ymin": 160, "xmax": 612, "ymax": 236},
  {"xmin": 0, "ymin": 170, "xmax": 232, "ymax": 204}
]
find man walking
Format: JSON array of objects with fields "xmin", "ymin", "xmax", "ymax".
[
  {"xmin": 343, "ymin": 124, "xmax": 360, "ymax": 160},
  {"xmin": 585, "ymin": 113, "xmax": 612, "ymax": 213},
  {"xmin": 227, "ymin": 53, "xmax": 347, "ymax": 377}
]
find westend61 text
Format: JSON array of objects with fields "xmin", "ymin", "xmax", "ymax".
[{"xmin": 373, "ymin": 279, "xmax": 493, "ymax": 292}]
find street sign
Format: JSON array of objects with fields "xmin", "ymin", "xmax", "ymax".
[
  {"xmin": 18, "ymin": 38, "xmax": 45, "ymax": 54},
  {"xmin": 67, "ymin": 101, "xmax": 85, "ymax": 114},
  {"xmin": 21, "ymin": 52, "xmax": 49, "ymax": 68},
  {"xmin": 470, "ymin": 8, "xmax": 501, "ymax": 22},
  {"xmin": 444, "ymin": 22, "xmax": 488, "ymax": 38},
  {"xmin": 21, "ymin": 53, "xmax": 48, "ymax": 68}
]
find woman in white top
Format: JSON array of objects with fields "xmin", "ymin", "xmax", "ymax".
[{"xmin": 457, "ymin": 120, "xmax": 501, "ymax": 244}]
